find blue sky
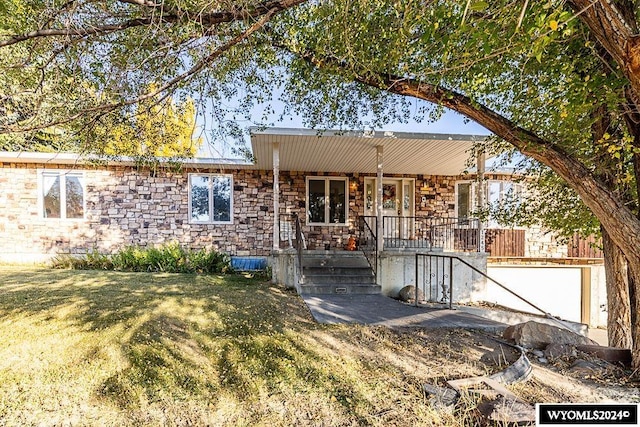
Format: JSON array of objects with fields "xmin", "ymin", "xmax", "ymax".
[{"xmin": 197, "ymin": 106, "xmax": 491, "ymax": 159}]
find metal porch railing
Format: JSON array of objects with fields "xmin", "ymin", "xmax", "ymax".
[
  {"xmin": 358, "ymin": 216, "xmax": 377, "ymax": 279},
  {"xmin": 414, "ymin": 253, "xmax": 575, "ymax": 331},
  {"xmin": 383, "ymin": 216, "xmax": 480, "ymax": 252}
]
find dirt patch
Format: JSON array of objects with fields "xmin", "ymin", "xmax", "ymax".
[{"xmin": 414, "ymin": 328, "xmax": 640, "ymax": 404}]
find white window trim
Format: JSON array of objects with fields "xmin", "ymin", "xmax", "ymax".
[
  {"xmin": 455, "ymin": 180, "xmax": 476, "ymax": 219},
  {"xmin": 38, "ymin": 169, "xmax": 86, "ymax": 220},
  {"xmin": 364, "ymin": 177, "xmax": 415, "ymax": 216},
  {"xmin": 306, "ymin": 176, "xmax": 349, "ymax": 226},
  {"xmin": 188, "ymin": 173, "xmax": 234, "ymax": 225},
  {"xmin": 455, "ymin": 179, "xmax": 525, "ymax": 228}
]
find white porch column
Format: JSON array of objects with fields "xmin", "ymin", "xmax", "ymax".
[
  {"xmin": 273, "ymin": 142, "xmax": 280, "ymax": 252},
  {"xmin": 376, "ymin": 145, "xmax": 384, "ymax": 253},
  {"xmin": 477, "ymin": 150, "xmax": 486, "ymax": 253}
]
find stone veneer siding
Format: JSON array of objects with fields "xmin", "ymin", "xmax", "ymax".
[
  {"xmin": 0, "ymin": 163, "xmax": 576, "ymax": 261},
  {"xmin": 276, "ymin": 172, "xmax": 462, "ymax": 249},
  {"xmin": 0, "ymin": 162, "xmax": 275, "ymax": 261}
]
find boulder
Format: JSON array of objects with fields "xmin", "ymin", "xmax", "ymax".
[
  {"xmin": 568, "ymin": 359, "xmax": 611, "ymax": 378},
  {"xmin": 503, "ymin": 321, "xmax": 598, "ymax": 350},
  {"xmin": 397, "ymin": 285, "xmax": 424, "ymax": 302},
  {"xmin": 478, "ymin": 397, "xmax": 536, "ymax": 425},
  {"xmin": 544, "ymin": 343, "xmax": 578, "ymax": 360}
]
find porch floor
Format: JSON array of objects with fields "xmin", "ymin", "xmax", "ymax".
[{"xmin": 301, "ymin": 294, "xmax": 506, "ymax": 332}]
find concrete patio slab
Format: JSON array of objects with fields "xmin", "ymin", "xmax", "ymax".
[{"xmin": 302, "ymin": 294, "xmax": 507, "ymax": 333}]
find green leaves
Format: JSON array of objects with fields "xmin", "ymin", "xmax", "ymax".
[{"xmin": 469, "ymin": 1, "xmax": 489, "ymax": 12}]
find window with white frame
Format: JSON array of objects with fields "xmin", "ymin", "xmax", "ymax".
[
  {"xmin": 40, "ymin": 170, "xmax": 85, "ymax": 219},
  {"xmin": 456, "ymin": 180, "xmax": 523, "ymax": 226},
  {"xmin": 307, "ymin": 177, "xmax": 347, "ymax": 225},
  {"xmin": 456, "ymin": 181, "xmax": 475, "ymax": 219},
  {"xmin": 189, "ymin": 174, "xmax": 233, "ymax": 223}
]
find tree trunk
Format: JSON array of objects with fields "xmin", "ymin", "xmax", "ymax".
[
  {"xmin": 628, "ymin": 259, "xmax": 640, "ymax": 368},
  {"xmin": 298, "ymin": 36, "xmax": 640, "ymax": 367},
  {"xmin": 601, "ymin": 226, "xmax": 633, "ymax": 348}
]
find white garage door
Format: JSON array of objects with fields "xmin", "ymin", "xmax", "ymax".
[{"xmin": 485, "ymin": 266, "xmax": 583, "ymax": 323}]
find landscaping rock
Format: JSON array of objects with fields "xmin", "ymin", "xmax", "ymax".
[
  {"xmin": 422, "ymin": 383, "xmax": 458, "ymax": 411},
  {"xmin": 398, "ymin": 285, "xmax": 424, "ymax": 302},
  {"xmin": 545, "ymin": 343, "xmax": 578, "ymax": 360},
  {"xmin": 568, "ymin": 359, "xmax": 609, "ymax": 378},
  {"xmin": 477, "ymin": 397, "xmax": 536, "ymax": 425},
  {"xmin": 503, "ymin": 321, "xmax": 598, "ymax": 350}
]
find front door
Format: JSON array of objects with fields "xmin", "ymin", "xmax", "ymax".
[{"xmin": 364, "ymin": 178, "xmax": 415, "ymax": 239}]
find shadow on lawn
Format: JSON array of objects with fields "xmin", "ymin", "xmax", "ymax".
[{"xmin": 0, "ymin": 268, "xmax": 376, "ymax": 418}]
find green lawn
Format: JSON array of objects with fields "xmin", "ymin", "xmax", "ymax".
[{"xmin": 0, "ymin": 266, "xmax": 581, "ymax": 426}]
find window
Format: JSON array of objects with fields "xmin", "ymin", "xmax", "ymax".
[
  {"xmin": 189, "ymin": 174, "xmax": 233, "ymax": 223},
  {"xmin": 456, "ymin": 182, "xmax": 473, "ymax": 219},
  {"xmin": 40, "ymin": 170, "xmax": 85, "ymax": 219},
  {"xmin": 456, "ymin": 180, "xmax": 523, "ymax": 226},
  {"xmin": 307, "ymin": 177, "xmax": 347, "ymax": 225}
]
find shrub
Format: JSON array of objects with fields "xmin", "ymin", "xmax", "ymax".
[{"xmin": 51, "ymin": 243, "xmax": 231, "ymax": 274}]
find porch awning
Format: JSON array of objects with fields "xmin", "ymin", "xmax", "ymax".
[{"xmin": 250, "ymin": 127, "xmax": 485, "ymax": 175}]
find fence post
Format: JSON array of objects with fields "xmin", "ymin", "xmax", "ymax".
[
  {"xmin": 415, "ymin": 254, "xmax": 419, "ymax": 307},
  {"xmin": 449, "ymin": 257, "xmax": 453, "ymax": 309}
]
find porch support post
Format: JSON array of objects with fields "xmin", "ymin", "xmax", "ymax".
[
  {"xmin": 477, "ymin": 150, "xmax": 486, "ymax": 253},
  {"xmin": 273, "ymin": 142, "xmax": 280, "ymax": 252},
  {"xmin": 376, "ymin": 145, "xmax": 384, "ymax": 253}
]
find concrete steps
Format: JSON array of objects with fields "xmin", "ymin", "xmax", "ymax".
[{"xmin": 299, "ymin": 251, "xmax": 380, "ymax": 295}]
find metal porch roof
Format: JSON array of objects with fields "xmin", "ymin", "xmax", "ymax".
[{"xmin": 250, "ymin": 128, "xmax": 485, "ymax": 175}]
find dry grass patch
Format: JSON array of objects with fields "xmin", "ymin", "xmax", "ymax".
[{"xmin": 0, "ymin": 266, "xmax": 636, "ymax": 426}]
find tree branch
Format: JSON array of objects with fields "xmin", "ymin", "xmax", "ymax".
[
  {"xmin": 291, "ymin": 47, "xmax": 640, "ymax": 266},
  {"xmin": 3, "ymin": 6, "xmax": 279, "ymax": 134},
  {"xmin": 567, "ymin": 0, "xmax": 640, "ymax": 105},
  {"xmin": 0, "ymin": 0, "xmax": 307, "ymax": 48}
]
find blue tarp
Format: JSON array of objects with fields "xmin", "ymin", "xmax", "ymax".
[{"xmin": 231, "ymin": 257, "xmax": 268, "ymax": 271}]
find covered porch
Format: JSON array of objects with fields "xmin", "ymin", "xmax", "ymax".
[
  {"xmin": 249, "ymin": 127, "xmax": 489, "ymax": 297},
  {"xmin": 249, "ymin": 127, "xmax": 488, "ymax": 254}
]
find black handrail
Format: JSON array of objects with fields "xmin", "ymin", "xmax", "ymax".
[
  {"xmin": 358, "ymin": 216, "xmax": 377, "ymax": 279},
  {"xmin": 415, "ymin": 253, "xmax": 575, "ymax": 331},
  {"xmin": 292, "ymin": 213, "xmax": 304, "ymax": 283}
]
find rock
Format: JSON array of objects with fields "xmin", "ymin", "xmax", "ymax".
[
  {"xmin": 477, "ymin": 397, "xmax": 536, "ymax": 424},
  {"xmin": 538, "ymin": 357, "xmax": 549, "ymax": 364},
  {"xmin": 531, "ymin": 349, "xmax": 544, "ymax": 358},
  {"xmin": 398, "ymin": 285, "xmax": 424, "ymax": 302},
  {"xmin": 568, "ymin": 359, "xmax": 609, "ymax": 378},
  {"xmin": 545, "ymin": 343, "xmax": 577, "ymax": 360},
  {"xmin": 503, "ymin": 321, "xmax": 598, "ymax": 350}
]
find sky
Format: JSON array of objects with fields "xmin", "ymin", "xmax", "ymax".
[{"xmin": 197, "ymin": 102, "xmax": 492, "ymax": 159}]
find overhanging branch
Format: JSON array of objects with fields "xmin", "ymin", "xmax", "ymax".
[
  {"xmin": 2, "ymin": 7, "xmax": 280, "ymax": 134},
  {"xmin": 290, "ymin": 46, "xmax": 640, "ymax": 262},
  {"xmin": 0, "ymin": 0, "xmax": 307, "ymax": 48}
]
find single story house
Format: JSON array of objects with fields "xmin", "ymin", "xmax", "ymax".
[{"xmin": 0, "ymin": 127, "xmax": 605, "ymax": 326}]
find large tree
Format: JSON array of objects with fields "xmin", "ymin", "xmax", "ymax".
[
  {"xmin": 3, "ymin": 0, "xmax": 640, "ymax": 365},
  {"xmin": 264, "ymin": 0, "xmax": 640, "ymax": 365}
]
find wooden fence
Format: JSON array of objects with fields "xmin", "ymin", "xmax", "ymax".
[
  {"xmin": 567, "ymin": 234, "xmax": 603, "ymax": 258},
  {"xmin": 484, "ymin": 229, "xmax": 603, "ymax": 258},
  {"xmin": 484, "ymin": 229, "xmax": 525, "ymax": 257}
]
